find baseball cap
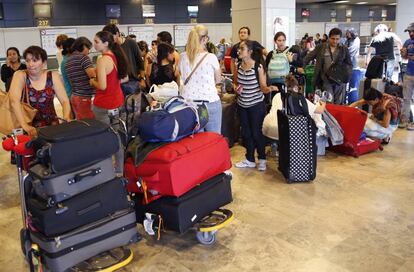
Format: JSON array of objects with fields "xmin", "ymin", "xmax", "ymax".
[{"xmin": 405, "ymin": 22, "xmax": 414, "ymax": 32}]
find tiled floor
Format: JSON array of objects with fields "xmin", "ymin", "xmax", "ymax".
[{"xmin": 0, "ymin": 128, "xmax": 413, "ymax": 271}]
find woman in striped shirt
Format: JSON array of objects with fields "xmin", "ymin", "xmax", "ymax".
[{"xmin": 234, "ymin": 40, "xmax": 278, "ymax": 171}]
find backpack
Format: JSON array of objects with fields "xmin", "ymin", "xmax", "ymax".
[{"xmin": 267, "ymin": 48, "xmax": 290, "ymax": 81}]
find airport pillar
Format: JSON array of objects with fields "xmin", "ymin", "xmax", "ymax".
[{"xmin": 231, "ymin": 0, "xmax": 296, "ymax": 50}]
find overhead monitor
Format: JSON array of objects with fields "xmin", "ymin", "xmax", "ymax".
[
  {"xmin": 33, "ymin": 3, "xmax": 52, "ymax": 19},
  {"xmin": 368, "ymin": 9, "xmax": 374, "ymax": 18},
  {"xmin": 188, "ymin": 6, "xmax": 199, "ymax": 18},
  {"xmin": 142, "ymin": 4, "xmax": 155, "ymax": 18},
  {"xmin": 301, "ymin": 8, "xmax": 310, "ymax": 18},
  {"xmin": 346, "ymin": 9, "xmax": 352, "ymax": 18},
  {"xmin": 330, "ymin": 9, "xmax": 337, "ymax": 18},
  {"xmin": 105, "ymin": 4, "xmax": 121, "ymax": 18},
  {"xmin": 381, "ymin": 9, "xmax": 387, "ymax": 18}
]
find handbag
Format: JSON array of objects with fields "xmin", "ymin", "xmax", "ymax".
[
  {"xmin": 149, "ymin": 81, "xmax": 179, "ymax": 103},
  {"xmin": 326, "ymin": 46, "xmax": 352, "ymax": 85},
  {"xmin": 0, "ymin": 84, "xmax": 38, "ymax": 135}
]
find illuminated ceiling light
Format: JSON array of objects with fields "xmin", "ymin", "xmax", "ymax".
[
  {"xmin": 335, "ymin": 1, "xmax": 350, "ymax": 3},
  {"xmin": 388, "ymin": 2, "xmax": 397, "ymax": 5},
  {"xmin": 356, "ymin": 2, "xmax": 368, "ymax": 4}
]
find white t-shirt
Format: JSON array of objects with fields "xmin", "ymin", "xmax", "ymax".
[
  {"xmin": 179, "ymin": 52, "xmax": 220, "ymax": 103},
  {"xmin": 262, "ymin": 93, "xmax": 326, "ymax": 140}
]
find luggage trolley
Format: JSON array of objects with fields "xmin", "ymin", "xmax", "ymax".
[
  {"xmin": 133, "ymin": 172, "xmax": 234, "ymax": 246},
  {"xmin": 2, "ymin": 131, "xmax": 134, "ymax": 272}
]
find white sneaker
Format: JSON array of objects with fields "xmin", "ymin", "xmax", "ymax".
[
  {"xmin": 235, "ymin": 159, "xmax": 256, "ymax": 168},
  {"xmin": 257, "ymin": 159, "xmax": 267, "ymax": 171}
]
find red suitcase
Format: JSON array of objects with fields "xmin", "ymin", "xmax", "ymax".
[
  {"xmin": 326, "ymin": 104, "xmax": 382, "ymax": 157},
  {"xmin": 124, "ymin": 132, "xmax": 232, "ymax": 203}
]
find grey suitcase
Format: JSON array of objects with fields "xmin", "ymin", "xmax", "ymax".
[
  {"xmin": 30, "ymin": 209, "xmax": 138, "ymax": 272},
  {"xmin": 359, "ymin": 78, "xmax": 386, "ymax": 98},
  {"xmin": 29, "ymin": 157, "xmax": 115, "ymax": 204}
]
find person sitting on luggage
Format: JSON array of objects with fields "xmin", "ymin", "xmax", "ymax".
[
  {"xmin": 349, "ymin": 88, "xmax": 400, "ymax": 143},
  {"xmin": 147, "ymin": 42, "xmax": 180, "ymax": 87},
  {"xmin": 9, "ymin": 46, "xmax": 71, "ymax": 136},
  {"xmin": 234, "ymin": 40, "xmax": 278, "ymax": 171},
  {"xmin": 262, "ymin": 74, "xmax": 326, "ymax": 142}
]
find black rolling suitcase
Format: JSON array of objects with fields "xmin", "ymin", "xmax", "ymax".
[
  {"xmin": 277, "ymin": 92, "xmax": 317, "ymax": 183},
  {"xmin": 134, "ymin": 173, "xmax": 232, "ymax": 233},
  {"xmin": 30, "ymin": 209, "xmax": 138, "ymax": 272},
  {"xmin": 221, "ymin": 100, "xmax": 240, "ymax": 147},
  {"xmin": 31, "ymin": 119, "xmax": 119, "ymax": 174},
  {"xmin": 29, "ymin": 157, "xmax": 115, "ymax": 204},
  {"xmin": 27, "ymin": 178, "xmax": 132, "ymax": 237}
]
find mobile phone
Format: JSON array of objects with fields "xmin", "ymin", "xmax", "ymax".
[
  {"xmin": 236, "ymin": 85, "xmax": 243, "ymax": 94},
  {"xmin": 12, "ymin": 128, "xmax": 24, "ymax": 136},
  {"xmin": 108, "ymin": 109, "xmax": 119, "ymax": 117}
]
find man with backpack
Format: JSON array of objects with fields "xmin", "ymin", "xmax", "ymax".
[
  {"xmin": 304, "ymin": 28, "xmax": 352, "ymax": 105},
  {"xmin": 399, "ymin": 22, "xmax": 414, "ymax": 130}
]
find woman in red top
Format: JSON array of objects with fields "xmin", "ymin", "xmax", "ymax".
[
  {"xmin": 90, "ymin": 31, "xmax": 128, "ymax": 114},
  {"xmin": 90, "ymin": 31, "xmax": 128, "ymax": 174}
]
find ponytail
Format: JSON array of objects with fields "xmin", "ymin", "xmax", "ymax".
[
  {"xmin": 95, "ymin": 31, "xmax": 129, "ymax": 79},
  {"xmin": 109, "ymin": 42, "xmax": 129, "ymax": 79},
  {"xmin": 185, "ymin": 24, "xmax": 208, "ymax": 66}
]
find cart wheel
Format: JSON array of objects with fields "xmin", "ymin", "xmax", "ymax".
[{"xmin": 196, "ymin": 231, "xmax": 217, "ymax": 245}]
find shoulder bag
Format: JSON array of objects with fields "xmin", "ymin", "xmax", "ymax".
[
  {"xmin": 326, "ymin": 46, "xmax": 352, "ymax": 85},
  {"xmin": 0, "ymin": 79, "xmax": 38, "ymax": 135}
]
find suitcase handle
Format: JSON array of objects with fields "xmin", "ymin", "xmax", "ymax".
[{"xmin": 67, "ymin": 168, "xmax": 102, "ymax": 185}]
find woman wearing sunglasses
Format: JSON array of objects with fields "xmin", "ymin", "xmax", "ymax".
[{"xmin": 9, "ymin": 46, "xmax": 71, "ymax": 136}]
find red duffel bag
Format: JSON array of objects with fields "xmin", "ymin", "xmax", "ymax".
[
  {"xmin": 326, "ymin": 104, "xmax": 382, "ymax": 157},
  {"xmin": 124, "ymin": 132, "xmax": 232, "ymax": 203}
]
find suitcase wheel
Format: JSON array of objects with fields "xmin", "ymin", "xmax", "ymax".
[{"xmin": 196, "ymin": 230, "xmax": 217, "ymax": 245}]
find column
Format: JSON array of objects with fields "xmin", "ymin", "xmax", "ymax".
[
  {"xmin": 396, "ymin": 0, "xmax": 412, "ymax": 42},
  {"xmin": 231, "ymin": 0, "xmax": 296, "ymax": 50}
]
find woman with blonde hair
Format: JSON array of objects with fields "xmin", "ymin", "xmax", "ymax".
[{"xmin": 178, "ymin": 24, "xmax": 222, "ymax": 133}]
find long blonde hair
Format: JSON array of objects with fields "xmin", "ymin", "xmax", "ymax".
[{"xmin": 186, "ymin": 24, "xmax": 208, "ymax": 66}]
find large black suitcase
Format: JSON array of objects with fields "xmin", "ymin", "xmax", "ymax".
[
  {"xmin": 30, "ymin": 209, "xmax": 138, "ymax": 272},
  {"xmin": 31, "ymin": 119, "xmax": 119, "ymax": 174},
  {"xmin": 277, "ymin": 93, "xmax": 317, "ymax": 183},
  {"xmin": 27, "ymin": 178, "xmax": 132, "ymax": 237},
  {"xmin": 29, "ymin": 157, "xmax": 115, "ymax": 204},
  {"xmin": 221, "ymin": 100, "xmax": 240, "ymax": 147},
  {"xmin": 134, "ymin": 173, "xmax": 232, "ymax": 234}
]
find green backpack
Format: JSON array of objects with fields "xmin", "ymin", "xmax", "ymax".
[{"xmin": 267, "ymin": 48, "xmax": 290, "ymax": 82}]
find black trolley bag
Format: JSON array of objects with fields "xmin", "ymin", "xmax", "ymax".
[
  {"xmin": 27, "ymin": 178, "xmax": 132, "ymax": 237},
  {"xmin": 31, "ymin": 119, "xmax": 119, "ymax": 174},
  {"xmin": 134, "ymin": 173, "xmax": 233, "ymax": 233},
  {"xmin": 30, "ymin": 208, "xmax": 138, "ymax": 272},
  {"xmin": 29, "ymin": 156, "xmax": 115, "ymax": 204},
  {"xmin": 277, "ymin": 92, "xmax": 317, "ymax": 183}
]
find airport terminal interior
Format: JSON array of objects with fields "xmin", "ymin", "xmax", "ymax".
[{"xmin": 0, "ymin": 0, "xmax": 414, "ymax": 271}]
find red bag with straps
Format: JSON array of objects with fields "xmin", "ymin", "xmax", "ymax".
[{"xmin": 124, "ymin": 132, "xmax": 232, "ymax": 204}]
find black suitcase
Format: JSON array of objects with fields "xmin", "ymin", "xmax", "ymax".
[
  {"xmin": 221, "ymin": 100, "xmax": 240, "ymax": 147},
  {"xmin": 134, "ymin": 173, "xmax": 232, "ymax": 234},
  {"xmin": 31, "ymin": 119, "xmax": 119, "ymax": 174},
  {"xmin": 30, "ymin": 209, "xmax": 138, "ymax": 272},
  {"xmin": 277, "ymin": 93, "xmax": 317, "ymax": 183},
  {"xmin": 29, "ymin": 157, "xmax": 115, "ymax": 204},
  {"xmin": 27, "ymin": 178, "xmax": 132, "ymax": 237}
]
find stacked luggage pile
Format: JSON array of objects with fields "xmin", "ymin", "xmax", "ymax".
[
  {"xmin": 124, "ymin": 96, "xmax": 234, "ymax": 244},
  {"xmin": 24, "ymin": 119, "xmax": 139, "ymax": 271}
]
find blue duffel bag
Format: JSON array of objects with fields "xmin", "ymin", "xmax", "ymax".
[{"xmin": 138, "ymin": 96, "xmax": 209, "ymax": 142}]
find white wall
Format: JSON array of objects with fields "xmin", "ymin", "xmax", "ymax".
[{"xmin": 0, "ymin": 23, "xmax": 232, "ymax": 59}]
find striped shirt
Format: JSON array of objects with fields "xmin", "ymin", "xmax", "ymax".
[
  {"xmin": 237, "ymin": 65, "xmax": 264, "ymax": 108},
  {"xmin": 65, "ymin": 52, "xmax": 95, "ymax": 97}
]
